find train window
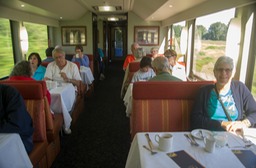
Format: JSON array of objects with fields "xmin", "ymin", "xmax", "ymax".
[
  {"xmin": 172, "ymin": 21, "xmax": 185, "ymax": 54},
  {"xmin": 193, "ymin": 8, "xmax": 235, "ymax": 80},
  {"xmin": 172, "ymin": 21, "xmax": 186, "ymax": 61},
  {"xmin": 24, "ymin": 22, "xmax": 47, "ymax": 59},
  {"xmin": 0, "ymin": 18, "xmax": 14, "ymax": 78}
]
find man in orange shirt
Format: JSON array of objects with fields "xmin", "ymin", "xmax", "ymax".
[{"xmin": 123, "ymin": 42, "xmax": 140, "ymax": 70}]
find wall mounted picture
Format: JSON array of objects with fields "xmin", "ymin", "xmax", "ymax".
[
  {"xmin": 134, "ymin": 26, "xmax": 159, "ymax": 46},
  {"xmin": 61, "ymin": 26, "xmax": 87, "ymax": 46}
]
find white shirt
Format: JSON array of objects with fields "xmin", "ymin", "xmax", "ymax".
[
  {"xmin": 44, "ymin": 60, "xmax": 82, "ymax": 82},
  {"xmin": 170, "ymin": 63, "xmax": 187, "ymax": 81}
]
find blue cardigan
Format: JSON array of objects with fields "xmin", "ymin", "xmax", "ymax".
[{"xmin": 190, "ymin": 80, "xmax": 256, "ymax": 131}]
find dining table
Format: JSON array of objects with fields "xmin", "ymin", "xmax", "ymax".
[
  {"xmin": 125, "ymin": 131, "xmax": 256, "ymax": 168},
  {"xmin": 80, "ymin": 66, "xmax": 94, "ymax": 90},
  {"xmin": 0, "ymin": 133, "xmax": 33, "ymax": 168},
  {"xmin": 49, "ymin": 82, "xmax": 76, "ymax": 130},
  {"xmin": 123, "ymin": 83, "xmax": 133, "ymax": 117}
]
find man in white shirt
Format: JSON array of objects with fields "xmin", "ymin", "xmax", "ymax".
[
  {"xmin": 44, "ymin": 47, "xmax": 82, "ymax": 86},
  {"xmin": 164, "ymin": 49, "xmax": 187, "ymax": 81},
  {"xmin": 44, "ymin": 47, "xmax": 82, "ymax": 134}
]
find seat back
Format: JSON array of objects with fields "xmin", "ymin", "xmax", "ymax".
[
  {"xmin": 0, "ymin": 81, "xmax": 47, "ymax": 142},
  {"xmin": 41, "ymin": 62, "xmax": 50, "ymax": 67},
  {"xmin": 0, "ymin": 80, "xmax": 53, "ymax": 141},
  {"xmin": 131, "ymin": 81, "xmax": 215, "ymax": 138}
]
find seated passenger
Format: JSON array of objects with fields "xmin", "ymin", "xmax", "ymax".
[
  {"xmin": 72, "ymin": 45, "xmax": 90, "ymax": 67},
  {"xmin": 42, "ymin": 47, "xmax": 55, "ymax": 62},
  {"xmin": 191, "ymin": 56, "xmax": 256, "ymax": 132},
  {"xmin": 0, "ymin": 84, "xmax": 34, "ymax": 153},
  {"xmin": 98, "ymin": 48, "xmax": 105, "ymax": 80},
  {"xmin": 149, "ymin": 56, "xmax": 182, "ymax": 81},
  {"xmin": 44, "ymin": 47, "xmax": 82, "ymax": 87},
  {"xmin": 131, "ymin": 56, "xmax": 155, "ymax": 82},
  {"xmin": 9, "ymin": 60, "xmax": 51, "ymax": 105},
  {"xmin": 150, "ymin": 47, "xmax": 160, "ymax": 60},
  {"xmin": 164, "ymin": 49, "xmax": 187, "ymax": 81},
  {"xmin": 28, "ymin": 52, "xmax": 46, "ymax": 80},
  {"xmin": 123, "ymin": 42, "xmax": 141, "ymax": 70}
]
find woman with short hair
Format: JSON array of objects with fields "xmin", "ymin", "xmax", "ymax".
[{"xmin": 191, "ymin": 56, "xmax": 256, "ymax": 132}]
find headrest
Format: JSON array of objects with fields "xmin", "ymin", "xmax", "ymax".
[
  {"xmin": 129, "ymin": 62, "xmax": 140, "ymax": 72},
  {"xmin": 133, "ymin": 81, "xmax": 215, "ymax": 99},
  {"xmin": 0, "ymin": 80, "xmax": 47, "ymax": 97}
]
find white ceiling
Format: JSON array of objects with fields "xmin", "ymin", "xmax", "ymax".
[{"xmin": 0, "ymin": 0, "xmax": 207, "ymax": 21}]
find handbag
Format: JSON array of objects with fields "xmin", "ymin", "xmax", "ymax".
[{"xmin": 214, "ymin": 85, "xmax": 232, "ymax": 121}]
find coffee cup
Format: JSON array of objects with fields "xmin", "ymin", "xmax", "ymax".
[
  {"xmin": 214, "ymin": 134, "xmax": 227, "ymax": 148},
  {"xmin": 155, "ymin": 133, "xmax": 173, "ymax": 152},
  {"xmin": 204, "ymin": 135, "xmax": 216, "ymax": 153},
  {"xmin": 76, "ymin": 54, "xmax": 79, "ymax": 58}
]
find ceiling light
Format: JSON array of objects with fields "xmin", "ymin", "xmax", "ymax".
[
  {"xmin": 108, "ymin": 17, "xmax": 119, "ymax": 21},
  {"xmin": 21, "ymin": 4, "xmax": 25, "ymax": 7},
  {"xmin": 169, "ymin": 5, "xmax": 173, "ymax": 8},
  {"xmin": 92, "ymin": 6, "xmax": 122, "ymax": 12},
  {"xmin": 100, "ymin": 6, "xmax": 115, "ymax": 11}
]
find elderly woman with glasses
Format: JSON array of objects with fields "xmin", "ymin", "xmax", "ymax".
[{"xmin": 191, "ymin": 56, "xmax": 256, "ymax": 132}]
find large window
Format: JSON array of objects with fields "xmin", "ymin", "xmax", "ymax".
[
  {"xmin": 193, "ymin": 9, "xmax": 235, "ymax": 80},
  {"xmin": 24, "ymin": 22, "xmax": 48, "ymax": 60},
  {"xmin": 172, "ymin": 21, "xmax": 186, "ymax": 55},
  {"xmin": 0, "ymin": 18, "xmax": 14, "ymax": 78}
]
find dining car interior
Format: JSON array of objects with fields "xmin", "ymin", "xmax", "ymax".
[{"xmin": 0, "ymin": 0, "xmax": 256, "ymax": 167}]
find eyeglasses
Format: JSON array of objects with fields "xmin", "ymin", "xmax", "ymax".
[{"xmin": 215, "ymin": 68, "xmax": 233, "ymax": 73}]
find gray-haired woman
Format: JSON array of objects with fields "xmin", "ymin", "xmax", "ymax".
[{"xmin": 191, "ymin": 56, "xmax": 256, "ymax": 132}]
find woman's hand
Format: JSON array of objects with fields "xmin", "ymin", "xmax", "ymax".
[{"xmin": 221, "ymin": 121, "xmax": 247, "ymax": 132}]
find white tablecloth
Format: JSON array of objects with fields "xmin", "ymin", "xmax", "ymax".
[
  {"xmin": 49, "ymin": 83, "xmax": 76, "ymax": 129},
  {"xmin": 0, "ymin": 133, "xmax": 32, "ymax": 168},
  {"xmin": 80, "ymin": 66, "xmax": 94, "ymax": 85},
  {"xmin": 123, "ymin": 83, "xmax": 133, "ymax": 117},
  {"xmin": 126, "ymin": 132, "xmax": 256, "ymax": 168}
]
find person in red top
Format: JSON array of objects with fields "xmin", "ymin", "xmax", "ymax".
[
  {"xmin": 9, "ymin": 60, "xmax": 51, "ymax": 105},
  {"xmin": 123, "ymin": 42, "xmax": 140, "ymax": 70}
]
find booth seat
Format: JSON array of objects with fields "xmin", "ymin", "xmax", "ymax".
[
  {"xmin": 0, "ymin": 80, "xmax": 63, "ymax": 168},
  {"xmin": 0, "ymin": 81, "xmax": 48, "ymax": 167},
  {"xmin": 121, "ymin": 61, "xmax": 140, "ymax": 98},
  {"xmin": 131, "ymin": 81, "xmax": 215, "ymax": 138}
]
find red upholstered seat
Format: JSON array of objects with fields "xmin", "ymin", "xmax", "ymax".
[
  {"xmin": 131, "ymin": 81, "xmax": 215, "ymax": 139},
  {"xmin": 0, "ymin": 80, "xmax": 63, "ymax": 167}
]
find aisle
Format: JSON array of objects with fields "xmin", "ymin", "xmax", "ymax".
[{"xmin": 51, "ymin": 61, "xmax": 131, "ymax": 168}]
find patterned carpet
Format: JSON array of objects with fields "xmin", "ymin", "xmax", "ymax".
[{"xmin": 51, "ymin": 61, "xmax": 131, "ymax": 168}]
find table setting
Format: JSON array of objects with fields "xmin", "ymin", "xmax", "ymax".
[{"xmin": 126, "ymin": 129, "xmax": 256, "ymax": 168}]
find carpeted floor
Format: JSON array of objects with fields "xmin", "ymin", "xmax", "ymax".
[{"xmin": 51, "ymin": 61, "xmax": 131, "ymax": 168}]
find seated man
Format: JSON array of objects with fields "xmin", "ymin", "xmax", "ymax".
[
  {"xmin": 42, "ymin": 47, "xmax": 55, "ymax": 62},
  {"xmin": 123, "ymin": 42, "xmax": 141, "ymax": 71},
  {"xmin": 149, "ymin": 56, "xmax": 182, "ymax": 81},
  {"xmin": 44, "ymin": 47, "xmax": 82, "ymax": 87},
  {"xmin": 0, "ymin": 84, "xmax": 34, "ymax": 153}
]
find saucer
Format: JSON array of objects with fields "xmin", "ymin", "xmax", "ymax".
[{"xmin": 191, "ymin": 129, "xmax": 213, "ymax": 140}]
